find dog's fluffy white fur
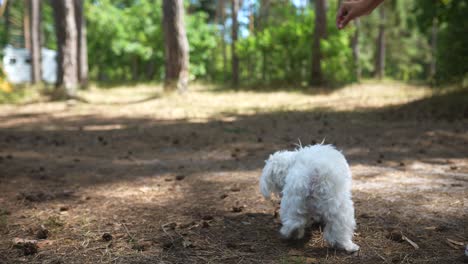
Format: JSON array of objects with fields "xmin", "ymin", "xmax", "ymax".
[{"xmin": 259, "ymin": 144, "xmax": 359, "ymax": 252}]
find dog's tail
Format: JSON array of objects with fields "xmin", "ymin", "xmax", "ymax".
[{"xmin": 259, "ymin": 162, "xmax": 273, "ymax": 199}]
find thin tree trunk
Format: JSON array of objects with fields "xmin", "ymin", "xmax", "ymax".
[
  {"xmin": 310, "ymin": 0, "xmax": 327, "ymax": 86},
  {"xmin": 262, "ymin": 49, "xmax": 267, "ymax": 82},
  {"xmin": 74, "ymin": 0, "xmax": 88, "ymax": 87},
  {"xmin": 231, "ymin": 0, "xmax": 239, "ymax": 87},
  {"xmin": 217, "ymin": 0, "xmax": 227, "ymax": 81},
  {"xmin": 375, "ymin": 5, "xmax": 385, "ymax": 79},
  {"xmin": 132, "ymin": 56, "xmax": 138, "ymax": 81},
  {"xmin": 51, "ymin": 0, "xmax": 79, "ymax": 97},
  {"xmin": 29, "ymin": 0, "xmax": 41, "ymax": 84},
  {"xmin": 24, "ymin": 0, "xmax": 31, "ymax": 51},
  {"xmin": 351, "ymin": 19, "xmax": 361, "ymax": 82},
  {"xmin": 249, "ymin": 0, "xmax": 254, "ymax": 33},
  {"xmin": 259, "ymin": 0, "xmax": 269, "ymax": 30},
  {"xmin": 2, "ymin": 0, "xmax": 9, "ymax": 47},
  {"xmin": 429, "ymin": 17, "xmax": 438, "ymax": 82},
  {"xmin": 163, "ymin": 0, "xmax": 190, "ymax": 92}
]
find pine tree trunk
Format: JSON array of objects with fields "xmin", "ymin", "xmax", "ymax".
[
  {"xmin": 352, "ymin": 19, "xmax": 361, "ymax": 82},
  {"xmin": 24, "ymin": 0, "xmax": 31, "ymax": 51},
  {"xmin": 2, "ymin": 0, "xmax": 9, "ymax": 47},
  {"xmin": 217, "ymin": 0, "xmax": 227, "ymax": 81},
  {"xmin": 259, "ymin": 0, "xmax": 270, "ymax": 30},
  {"xmin": 429, "ymin": 17, "xmax": 438, "ymax": 82},
  {"xmin": 375, "ymin": 5, "xmax": 385, "ymax": 79},
  {"xmin": 231, "ymin": 0, "xmax": 239, "ymax": 87},
  {"xmin": 163, "ymin": 0, "xmax": 190, "ymax": 92},
  {"xmin": 30, "ymin": 0, "xmax": 41, "ymax": 84},
  {"xmin": 74, "ymin": 0, "xmax": 88, "ymax": 87},
  {"xmin": 52, "ymin": 0, "xmax": 79, "ymax": 97},
  {"xmin": 310, "ymin": 0, "xmax": 326, "ymax": 86}
]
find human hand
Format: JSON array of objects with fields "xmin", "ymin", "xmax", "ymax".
[{"xmin": 336, "ymin": 0, "xmax": 384, "ymax": 29}]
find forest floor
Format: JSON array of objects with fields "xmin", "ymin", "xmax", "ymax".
[{"xmin": 0, "ymin": 82, "xmax": 467, "ymax": 264}]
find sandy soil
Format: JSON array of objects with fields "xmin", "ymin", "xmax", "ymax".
[{"xmin": 0, "ymin": 83, "xmax": 466, "ymax": 264}]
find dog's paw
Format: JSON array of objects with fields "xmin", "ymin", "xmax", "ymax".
[
  {"xmin": 342, "ymin": 242, "xmax": 360, "ymax": 253},
  {"xmin": 280, "ymin": 226, "xmax": 305, "ymax": 240}
]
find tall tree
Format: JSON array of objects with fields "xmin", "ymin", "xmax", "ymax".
[
  {"xmin": 310, "ymin": 0, "xmax": 327, "ymax": 86},
  {"xmin": 2, "ymin": 0, "xmax": 9, "ymax": 48},
  {"xmin": 375, "ymin": 5, "xmax": 386, "ymax": 79},
  {"xmin": 23, "ymin": 0, "xmax": 30, "ymax": 51},
  {"xmin": 429, "ymin": 17, "xmax": 437, "ymax": 82},
  {"xmin": 216, "ymin": 0, "xmax": 228, "ymax": 80},
  {"xmin": 163, "ymin": 0, "xmax": 190, "ymax": 92},
  {"xmin": 51, "ymin": 0, "xmax": 79, "ymax": 97},
  {"xmin": 231, "ymin": 0, "xmax": 239, "ymax": 86},
  {"xmin": 351, "ymin": 19, "xmax": 361, "ymax": 82},
  {"xmin": 29, "ymin": 0, "xmax": 41, "ymax": 84},
  {"xmin": 74, "ymin": 0, "xmax": 88, "ymax": 87}
]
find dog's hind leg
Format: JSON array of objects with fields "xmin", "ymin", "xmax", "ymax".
[
  {"xmin": 278, "ymin": 168, "xmax": 309, "ymax": 239},
  {"xmin": 322, "ymin": 198, "xmax": 360, "ymax": 252}
]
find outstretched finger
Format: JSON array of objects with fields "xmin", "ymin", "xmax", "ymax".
[
  {"xmin": 336, "ymin": 5, "xmax": 347, "ymax": 29},
  {"xmin": 338, "ymin": 12, "xmax": 354, "ymax": 29}
]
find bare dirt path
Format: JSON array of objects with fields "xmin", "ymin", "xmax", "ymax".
[{"xmin": 0, "ymin": 83, "xmax": 466, "ymax": 264}]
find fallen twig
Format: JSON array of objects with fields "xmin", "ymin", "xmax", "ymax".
[
  {"xmin": 402, "ymin": 235, "xmax": 419, "ymax": 250},
  {"xmin": 121, "ymin": 222, "xmax": 135, "ymax": 242}
]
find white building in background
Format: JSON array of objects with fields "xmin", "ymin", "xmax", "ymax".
[{"xmin": 2, "ymin": 45, "xmax": 57, "ymax": 84}]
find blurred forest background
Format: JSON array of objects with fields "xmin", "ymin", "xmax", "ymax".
[{"xmin": 0, "ymin": 0, "xmax": 467, "ymax": 97}]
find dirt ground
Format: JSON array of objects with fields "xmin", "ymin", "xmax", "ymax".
[{"xmin": 0, "ymin": 83, "xmax": 466, "ymax": 264}]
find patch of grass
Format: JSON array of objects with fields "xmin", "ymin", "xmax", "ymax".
[{"xmin": 44, "ymin": 216, "xmax": 64, "ymax": 229}]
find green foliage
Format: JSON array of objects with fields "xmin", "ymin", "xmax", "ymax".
[
  {"xmin": 435, "ymin": 0, "xmax": 468, "ymax": 84},
  {"xmin": 1, "ymin": 0, "xmax": 465, "ymax": 87},
  {"xmin": 86, "ymin": 0, "xmax": 164, "ymax": 82},
  {"xmin": 186, "ymin": 12, "xmax": 218, "ymax": 79}
]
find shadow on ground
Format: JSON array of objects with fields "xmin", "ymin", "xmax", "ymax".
[{"xmin": 0, "ymin": 89, "xmax": 466, "ymax": 263}]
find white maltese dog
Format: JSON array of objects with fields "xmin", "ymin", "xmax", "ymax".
[{"xmin": 259, "ymin": 144, "xmax": 359, "ymax": 252}]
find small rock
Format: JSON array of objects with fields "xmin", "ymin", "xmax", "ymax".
[
  {"xmin": 164, "ymin": 178, "xmax": 173, "ymax": 182},
  {"xmin": 230, "ymin": 187, "xmax": 241, "ymax": 192},
  {"xmin": 220, "ymin": 194, "xmax": 228, "ymax": 199},
  {"xmin": 182, "ymin": 240, "xmax": 194, "ymax": 248},
  {"xmin": 175, "ymin": 175, "xmax": 185, "ymax": 181},
  {"xmin": 59, "ymin": 206, "xmax": 69, "ymax": 212},
  {"xmin": 232, "ymin": 206, "xmax": 243, "ymax": 213},
  {"xmin": 202, "ymin": 215, "xmax": 214, "ymax": 221},
  {"xmin": 257, "ymin": 137, "xmax": 263, "ymax": 143},
  {"xmin": 201, "ymin": 221, "xmax": 210, "ymax": 228},
  {"xmin": 399, "ymin": 162, "xmax": 405, "ymax": 166},
  {"xmin": 377, "ymin": 159, "xmax": 382, "ymax": 164},
  {"xmin": 35, "ymin": 225, "xmax": 49, "ymax": 239},
  {"xmin": 386, "ymin": 230, "xmax": 403, "ymax": 242},
  {"xmin": 12, "ymin": 238, "xmax": 38, "ymax": 255},
  {"xmin": 102, "ymin": 233, "xmax": 113, "ymax": 242},
  {"xmin": 450, "ymin": 166, "xmax": 458, "ymax": 170},
  {"xmin": 162, "ymin": 241, "xmax": 173, "ymax": 249}
]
